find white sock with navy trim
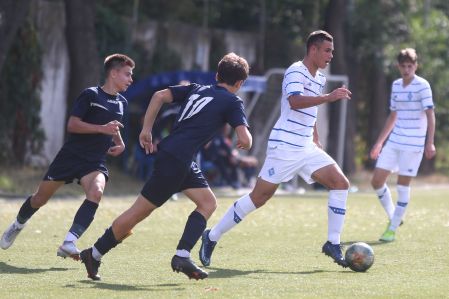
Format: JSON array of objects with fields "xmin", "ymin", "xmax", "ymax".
[
  {"xmin": 375, "ymin": 184, "xmax": 394, "ymax": 220},
  {"xmin": 327, "ymin": 190, "xmax": 348, "ymax": 244},
  {"xmin": 209, "ymin": 194, "xmax": 256, "ymax": 242},
  {"xmin": 390, "ymin": 185, "xmax": 410, "ymax": 231}
]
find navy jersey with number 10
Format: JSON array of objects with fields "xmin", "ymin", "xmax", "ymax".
[{"xmin": 157, "ymin": 83, "xmax": 248, "ymax": 162}]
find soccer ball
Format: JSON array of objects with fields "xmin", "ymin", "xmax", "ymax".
[{"xmin": 345, "ymin": 242, "xmax": 374, "ymax": 272}]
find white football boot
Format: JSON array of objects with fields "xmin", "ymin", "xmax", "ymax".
[{"xmin": 0, "ymin": 221, "xmax": 25, "ymax": 249}]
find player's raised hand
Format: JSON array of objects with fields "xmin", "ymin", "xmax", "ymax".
[
  {"xmin": 328, "ymin": 85, "xmax": 352, "ymax": 102},
  {"xmin": 139, "ymin": 129, "xmax": 154, "ymax": 154},
  {"xmin": 102, "ymin": 120, "xmax": 124, "ymax": 135}
]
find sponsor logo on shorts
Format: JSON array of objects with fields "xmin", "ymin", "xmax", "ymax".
[
  {"xmin": 268, "ymin": 167, "xmax": 275, "ymax": 176},
  {"xmin": 408, "ymin": 168, "xmax": 413, "ymax": 173},
  {"xmin": 46, "ymin": 176, "xmax": 54, "ymax": 181}
]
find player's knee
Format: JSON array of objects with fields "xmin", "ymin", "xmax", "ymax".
[
  {"xmin": 196, "ymin": 197, "xmax": 217, "ymax": 219},
  {"xmin": 204, "ymin": 198, "xmax": 218, "ymax": 214},
  {"xmin": 250, "ymin": 192, "xmax": 271, "ymax": 208},
  {"xmin": 31, "ymin": 193, "xmax": 50, "ymax": 208},
  {"xmin": 370, "ymin": 176, "xmax": 382, "ymax": 189},
  {"xmin": 333, "ymin": 176, "xmax": 350, "ymax": 190},
  {"xmin": 87, "ymin": 188, "xmax": 104, "ymax": 202}
]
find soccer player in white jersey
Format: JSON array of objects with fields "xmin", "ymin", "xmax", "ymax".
[
  {"xmin": 370, "ymin": 48, "xmax": 436, "ymax": 242},
  {"xmin": 200, "ymin": 30, "xmax": 352, "ymax": 268}
]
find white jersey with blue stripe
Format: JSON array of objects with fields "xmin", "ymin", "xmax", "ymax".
[
  {"xmin": 387, "ymin": 75, "xmax": 434, "ymax": 151},
  {"xmin": 268, "ymin": 61, "xmax": 326, "ymax": 150}
]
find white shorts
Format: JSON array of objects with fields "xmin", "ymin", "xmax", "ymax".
[
  {"xmin": 258, "ymin": 145, "xmax": 336, "ymax": 185},
  {"xmin": 376, "ymin": 144, "xmax": 424, "ymax": 177}
]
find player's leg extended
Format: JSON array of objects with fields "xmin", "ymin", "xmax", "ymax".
[
  {"xmin": 169, "ymin": 187, "xmax": 217, "ymax": 279},
  {"xmin": 80, "ymin": 194, "xmax": 157, "ymax": 280},
  {"xmin": 312, "ymin": 164, "xmax": 349, "ymax": 267},
  {"xmin": 371, "ymin": 167, "xmax": 395, "ymax": 220},
  {"xmin": 1, "ymin": 180, "xmax": 63, "ymax": 249},
  {"xmin": 58, "ymin": 171, "xmax": 106, "ymax": 260},
  {"xmin": 380, "ymin": 175, "xmax": 412, "ymax": 242},
  {"xmin": 200, "ymin": 177, "xmax": 278, "ymax": 267}
]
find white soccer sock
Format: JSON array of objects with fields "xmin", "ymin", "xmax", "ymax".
[
  {"xmin": 208, "ymin": 194, "xmax": 256, "ymax": 242},
  {"xmin": 176, "ymin": 249, "xmax": 190, "ymax": 258},
  {"xmin": 390, "ymin": 185, "xmax": 410, "ymax": 231},
  {"xmin": 327, "ymin": 190, "xmax": 348, "ymax": 245},
  {"xmin": 375, "ymin": 184, "xmax": 394, "ymax": 220},
  {"xmin": 92, "ymin": 246, "xmax": 103, "ymax": 261},
  {"xmin": 14, "ymin": 219, "xmax": 25, "ymax": 229},
  {"xmin": 64, "ymin": 232, "xmax": 78, "ymax": 243}
]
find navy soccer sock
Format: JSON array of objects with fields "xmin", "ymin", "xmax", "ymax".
[
  {"xmin": 17, "ymin": 196, "xmax": 39, "ymax": 224},
  {"xmin": 69, "ymin": 199, "xmax": 99, "ymax": 238},
  {"xmin": 93, "ymin": 227, "xmax": 120, "ymax": 255},
  {"xmin": 176, "ymin": 210, "xmax": 207, "ymax": 252}
]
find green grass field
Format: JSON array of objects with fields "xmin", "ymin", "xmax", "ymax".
[{"xmin": 1, "ymin": 188, "xmax": 448, "ymax": 298}]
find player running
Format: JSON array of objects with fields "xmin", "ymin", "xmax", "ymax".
[
  {"xmin": 0, "ymin": 54, "xmax": 135, "ymax": 260},
  {"xmin": 370, "ymin": 48, "xmax": 436, "ymax": 242},
  {"xmin": 79, "ymin": 53, "xmax": 252, "ymax": 281},
  {"xmin": 200, "ymin": 30, "xmax": 352, "ymax": 268}
]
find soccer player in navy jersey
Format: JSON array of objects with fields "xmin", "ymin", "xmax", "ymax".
[
  {"xmin": 0, "ymin": 54, "xmax": 135, "ymax": 260},
  {"xmin": 370, "ymin": 48, "xmax": 436, "ymax": 242},
  {"xmin": 200, "ymin": 30, "xmax": 353, "ymax": 269},
  {"xmin": 79, "ymin": 52, "xmax": 252, "ymax": 281}
]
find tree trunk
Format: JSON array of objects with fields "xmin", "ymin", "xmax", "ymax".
[
  {"xmin": 324, "ymin": 0, "xmax": 356, "ymax": 174},
  {"xmin": 365, "ymin": 61, "xmax": 389, "ymax": 169},
  {"xmin": 64, "ymin": 0, "xmax": 100, "ymax": 115},
  {"xmin": 0, "ymin": 0, "xmax": 30, "ymax": 74}
]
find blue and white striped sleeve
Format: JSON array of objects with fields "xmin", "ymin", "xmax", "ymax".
[
  {"xmin": 284, "ymin": 68, "xmax": 305, "ymax": 97},
  {"xmin": 419, "ymin": 80, "xmax": 434, "ymax": 110}
]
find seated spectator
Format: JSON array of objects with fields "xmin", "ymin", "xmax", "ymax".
[{"xmin": 202, "ymin": 125, "xmax": 258, "ymax": 189}]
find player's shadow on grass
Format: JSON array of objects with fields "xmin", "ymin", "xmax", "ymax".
[
  {"xmin": 342, "ymin": 240, "xmax": 388, "ymax": 247},
  {"xmin": 207, "ymin": 267, "xmax": 331, "ymax": 278},
  {"xmin": 0, "ymin": 261, "xmax": 71, "ymax": 274},
  {"xmin": 76, "ymin": 281, "xmax": 184, "ymax": 292}
]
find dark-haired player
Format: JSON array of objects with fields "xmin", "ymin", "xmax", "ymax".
[
  {"xmin": 200, "ymin": 30, "xmax": 353, "ymax": 268},
  {"xmin": 79, "ymin": 52, "xmax": 252, "ymax": 281},
  {"xmin": 1, "ymin": 54, "xmax": 135, "ymax": 261}
]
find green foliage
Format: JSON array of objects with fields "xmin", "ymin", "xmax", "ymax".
[
  {"xmin": 0, "ymin": 21, "xmax": 43, "ymax": 165},
  {"xmin": 95, "ymin": 2, "xmax": 182, "ymax": 79},
  {"xmin": 348, "ymin": 1, "xmax": 449, "ymax": 172}
]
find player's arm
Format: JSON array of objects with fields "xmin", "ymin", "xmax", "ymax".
[
  {"xmin": 369, "ymin": 111, "xmax": 397, "ymax": 160},
  {"xmin": 288, "ymin": 86, "xmax": 351, "ymax": 109},
  {"xmin": 424, "ymin": 108, "xmax": 436, "ymax": 159},
  {"xmin": 67, "ymin": 116, "xmax": 123, "ymax": 135},
  {"xmin": 107, "ymin": 130, "xmax": 125, "ymax": 156},
  {"xmin": 313, "ymin": 123, "xmax": 323, "ymax": 149},
  {"xmin": 139, "ymin": 89, "xmax": 174, "ymax": 154},
  {"xmin": 234, "ymin": 125, "xmax": 252, "ymax": 150}
]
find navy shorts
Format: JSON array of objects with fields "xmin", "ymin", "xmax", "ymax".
[
  {"xmin": 140, "ymin": 150, "xmax": 208, "ymax": 207},
  {"xmin": 43, "ymin": 148, "xmax": 109, "ymax": 184}
]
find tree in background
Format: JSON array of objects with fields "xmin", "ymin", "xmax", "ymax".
[
  {"xmin": 65, "ymin": 0, "xmax": 101, "ymax": 115},
  {"xmin": 0, "ymin": 20, "xmax": 43, "ymax": 165},
  {"xmin": 0, "ymin": 0, "xmax": 30, "ymax": 74}
]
